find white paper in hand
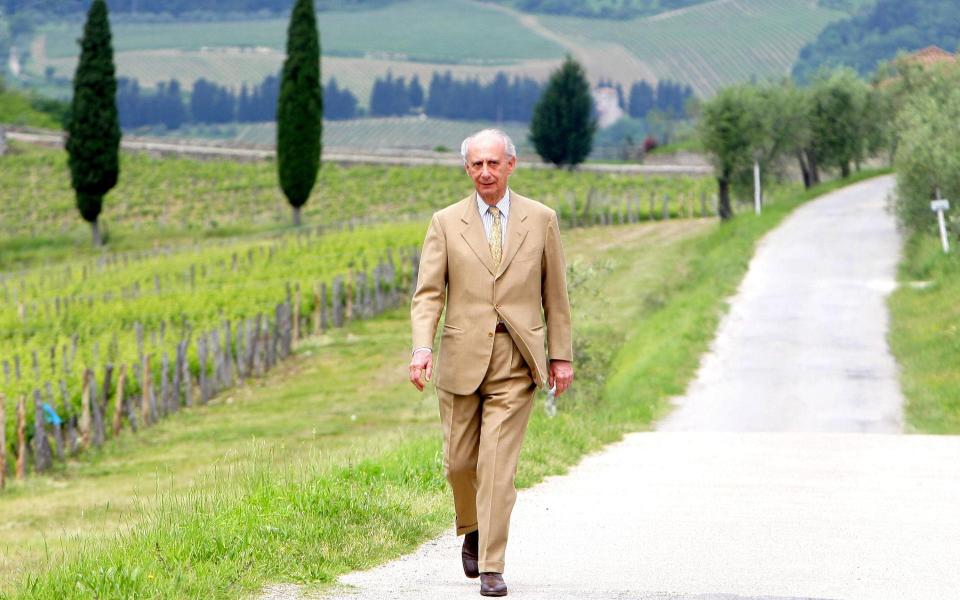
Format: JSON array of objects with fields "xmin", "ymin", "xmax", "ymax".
[{"xmin": 545, "ymin": 383, "xmax": 557, "ymax": 418}]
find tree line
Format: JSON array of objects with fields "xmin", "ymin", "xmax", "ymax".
[
  {"xmin": 626, "ymin": 79, "xmax": 693, "ymax": 119},
  {"xmin": 699, "ymin": 68, "xmax": 891, "ymax": 219},
  {"xmin": 118, "ymin": 69, "xmax": 695, "ymax": 128},
  {"xmin": 116, "ymin": 73, "xmax": 356, "ymax": 129}
]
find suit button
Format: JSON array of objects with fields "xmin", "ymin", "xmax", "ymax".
[
  {"xmin": 488, "ymin": 332, "xmax": 493, "ymax": 338},
  {"xmin": 495, "ymin": 304, "xmax": 501, "ymax": 309}
]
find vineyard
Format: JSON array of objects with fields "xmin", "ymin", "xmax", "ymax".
[
  {"xmin": 539, "ymin": 0, "xmax": 845, "ymax": 97},
  {"xmin": 0, "ymin": 143, "xmax": 716, "ymax": 487},
  {"xmin": 226, "ymin": 118, "xmax": 532, "ymax": 151},
  {"xmin": 0, "ymin": 142, "xmax": 711, "ymax": 267}
]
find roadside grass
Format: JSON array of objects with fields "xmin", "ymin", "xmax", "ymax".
[
  {"xmin": 0, "ymin": 174, "xmax": 883, "ymax": 598},
  {"xmin": 888, "ymin": 233, "xmax": 960, "ymax": 433}
]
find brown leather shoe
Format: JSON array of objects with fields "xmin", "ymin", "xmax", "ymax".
[
  {"xmin": 461, "ymin": 531, "xmax": 479, "ymax": 579},
  {"xmin": 480, "ymin": 572, "xmax": 507, "ymax": 597}
]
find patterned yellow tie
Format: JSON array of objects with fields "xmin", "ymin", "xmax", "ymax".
[{"xmin": 488, "ymin": 206, "xmax": 503, "ymax": 269}]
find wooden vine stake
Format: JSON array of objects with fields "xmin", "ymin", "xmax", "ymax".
[
  {"xmin": 15, "ymin": 396, "xmax": 25, "ymax": 480},
  {"xmin": 293, "ymin": 284, "xmax": 301, "ymax": 342},
  {"xmin": 79, "ymin": 369, "xmax": 92, "ymax": 449},
  {"xmin": 141, "ymin": 355, "xmax": 152, "ymax": 427},
  {"xmin": 0, "ymin": 393, "xmax": 6, "ymax": 490},
  {"xmin": 113, "ymin": 365, "xmax": 126, "ymax": 437}
]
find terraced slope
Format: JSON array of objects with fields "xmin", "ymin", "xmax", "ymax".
[{"xmin": 538, "ymin": 0, "xmax": 845, "ymax": 96}]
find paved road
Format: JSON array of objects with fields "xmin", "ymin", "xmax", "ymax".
[
  {"xmin": 263, "ymin": 176, "xmax": 960, "ymax": 600},
  {"xmin": 657, "ymin": 176, "xmax": 904, "ymax": 432}
]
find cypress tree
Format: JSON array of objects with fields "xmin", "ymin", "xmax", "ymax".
[
  {"xmin": 276, "ymin": 0, "xmax": 321, "ymax": 227},
  {"xmin": 66, "ymin": 0, "xmax": 120, "ymax": 247},
  {"xmin": 408, "ymin": 75, "xmax": 424, "ymax": 109},
  {"xmin": 529, "ymin": 56, "xmax": 596, "ymax": 169}
]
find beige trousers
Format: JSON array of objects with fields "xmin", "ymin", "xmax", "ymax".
[{"xmin": 437, "ymin": 331, "xmax": 536, "ymax": 574}]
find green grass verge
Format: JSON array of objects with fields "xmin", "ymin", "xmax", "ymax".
[
  {"xmin": 889, "ymin": 232, "xmax": 960, "ymax": 433},
  {"xmin": 0, "ymin": 173, "xmax": 884, "ymax": 598}
]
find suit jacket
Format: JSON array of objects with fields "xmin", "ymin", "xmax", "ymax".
[{"xmin": 411, "ymin": 190, "xmax": 573, "ymax": 395}]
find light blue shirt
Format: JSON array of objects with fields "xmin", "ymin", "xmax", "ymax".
[{"xmin": 477, "ymin": 189, "xmax": 510, "ymax": 252}]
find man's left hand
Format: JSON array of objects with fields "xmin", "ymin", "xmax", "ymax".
[{"xmin": 548, "ymin": 360, "xmax": 574, "ymax": 396}]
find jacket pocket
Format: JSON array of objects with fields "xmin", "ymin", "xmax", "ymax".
[{"xmin": 443, "ymin": 323, "xmax": 464, "ymax": 333}]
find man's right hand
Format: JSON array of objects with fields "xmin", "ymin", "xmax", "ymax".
[{"xmin": 409, "ymin": 348, "xmax": 433, "ymax": 391}]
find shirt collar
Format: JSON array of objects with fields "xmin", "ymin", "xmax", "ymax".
[{"xmin": 476, "ymin": 189, "xmax": 510, "ymax": 219}]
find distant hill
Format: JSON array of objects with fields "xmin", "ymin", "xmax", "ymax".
[
  {"xmin": 1, "ymin": 1, "xmax": 390, "ymax": 17},
  {"xmin": 793, "ymin": 0, "xmax": 960, "ymax": 82},
  {"xmin": 486, "ymin": 1, "xmax": 709, "ymax": 19},
  {"xmin": 2, "ymin": 0, "xmax": 710, "ymax": 19}
]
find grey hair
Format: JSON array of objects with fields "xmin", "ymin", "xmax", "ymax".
[{"xmin": 460, "ymin": 128, "xmax": 517, "ymax": 164}]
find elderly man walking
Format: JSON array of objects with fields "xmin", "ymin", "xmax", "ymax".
[{"xmin": 409, "ymin": 129, "xmax": 574, "ymax": 596}]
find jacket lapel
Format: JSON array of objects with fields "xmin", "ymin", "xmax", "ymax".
[
  {"xmin": 459, "ymin": 195, "xmax": 497, "ymax": 277},
  {"xmin": 496, "ymin": 192, "xmax": 529, "ymax": 279}
]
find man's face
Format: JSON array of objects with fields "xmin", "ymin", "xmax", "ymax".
[{"xmin": 464, "ymin": 135, "xmax": 516, "ymax": 204}]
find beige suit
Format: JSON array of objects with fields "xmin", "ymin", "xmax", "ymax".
[{"xmin": 410, "ymin": 190, "xmax": 573, "ymax": 573}]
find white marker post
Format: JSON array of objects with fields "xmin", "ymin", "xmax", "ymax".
[
  {"xmin": 931, "ymin": 195, "xmax": 950, "ymax": 253},
  {"xmin": 753, "ymin": 160, "xmax": 761, "ymax": 215}
]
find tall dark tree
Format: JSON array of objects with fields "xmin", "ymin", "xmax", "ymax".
[
  {"xmin": 529, "ymin": 56, "xmax": 596, "ymax": 169},
  {"xmin": 408, "ymin": 74, "xmax": 424, "ymax": 109},
  {"xmin": 66, "ymin": 0, "xmax": 120, "ymax": 247},
  {"xmin": 276, "ymin": 0, "xmax": 322, "ymax": 227},
  {"xmin": 628, "ymin": 80, "xmax": 655, "ymax": 118}
]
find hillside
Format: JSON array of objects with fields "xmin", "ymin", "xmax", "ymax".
[
  {"xmin": 4, "ymin": 0, "xmax": 712, "ymax": 19},
  {"xmin": 793, "ymin": 0, "xmax": 960, "ymax": 82},
  {"xmin": 17, "ymin": 0, "xmax": 846, "ymax": 102}
]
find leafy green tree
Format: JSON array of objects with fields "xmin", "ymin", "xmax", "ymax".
[
  {"xmin": 755, "ymin": 80, "xmax": 817, "ymax": 188},
  {"xmin": 808, "ymin": 69, "xmax": 869, "ymax": 178},
  {"xmin": 698, "ymin": 84, "xmax": 763, "ymax": 220},
  {"xmin": 529, "ymin": 55, "xmax": 596, "ymax": 169},
  {"xmin": 894, "ymin": 62, "xmax": 960, "ymax": 233},
  {"xmin": 276, "ymin": 0, "xmax": 322, "ymax": 227},
  {"xmin": 66, "ymin": 0, "xmax": 120, "ymax": 247}
]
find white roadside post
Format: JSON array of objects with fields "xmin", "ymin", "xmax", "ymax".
[
  {"xmin": 753, "ymin": 160, "xmax": 761, "ymax": 215},
  {"xmin": 931, "ymin": 195, "xmax": 950, "ymax": 253}
]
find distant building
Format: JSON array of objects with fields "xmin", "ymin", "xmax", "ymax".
[
  {"xmin": 591, "ymin": 86, "xmax": 623, "ymax": 129},
  {"xmin": 877, "ymin": 46, "xmax": 956, "ymax": 88},
  {"xmin": 903, "ymin": 46, "xmax": 956, "ymax": 67}
]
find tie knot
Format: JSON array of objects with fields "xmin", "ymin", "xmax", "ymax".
[{"xmin": 489, "ymin": 206, "xmax": 500, "ymax": 218}]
